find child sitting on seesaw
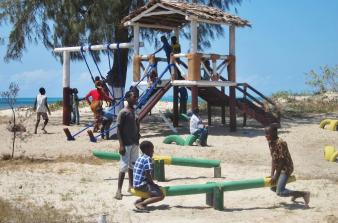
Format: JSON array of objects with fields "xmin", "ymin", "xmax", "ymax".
[{"xmin": 133, "ymin": 141, "xmax": 164, "ymax": 211}]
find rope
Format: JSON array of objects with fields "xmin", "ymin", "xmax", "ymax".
[
  {"xmin": 116, "ymin": 43, "xmax": 125, "ymax": 100},
  {"xmin": 94, "ymin": 64, "xmax": 172, "ymax": 140},
  {"xmin": 80, "ymin": 46, "xmax": 95, "ymax": 83}
]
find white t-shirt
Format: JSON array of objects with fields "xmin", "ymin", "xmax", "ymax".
[
  {"xmin": 36, "ymin": 94, "xmax": 48, "ymax": 113},
  {"xmin": 190, "ymin": 114, "xmax": 203, "ymax": 134}
]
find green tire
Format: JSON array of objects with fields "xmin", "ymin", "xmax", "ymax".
[
  {"xmin": 185, "ymin": 134, "xmax": 198, "ymax": 146},
  {"xmin": 163, "ymin": 135, "xmax": 186, "ymax": 146}
]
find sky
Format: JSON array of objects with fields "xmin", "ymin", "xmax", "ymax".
[{"xmin": 0, "ymin": 0, "xmax": 338, "ymax": 98}]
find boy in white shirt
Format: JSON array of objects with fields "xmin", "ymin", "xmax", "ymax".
[
  {"xmin": 33, "ymin": 87, "xmax": 51, "ymax": 134},
  {"xmin": 190, "ymin": 108, "xmax": 208, "ymax": 146}
]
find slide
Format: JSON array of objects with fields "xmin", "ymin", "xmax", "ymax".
[{"xmin": 138, "ymin": 80, "xmax": 172, "ymax": 121}]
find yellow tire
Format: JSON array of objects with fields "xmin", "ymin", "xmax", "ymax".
[
  {"xmin": 328, "ymin": 120, "xmax": 338, "ymax": 131},
  {"xmin": 319, "ymin": 119, "xmax": 331, "ymax": 129},
  {"xmin": 324, "ymin": 146, "xmax": 336, "ymax": 161},
  {"xmin": 329, "ymin": 151, "xmax": 338, "ymax": 162}
]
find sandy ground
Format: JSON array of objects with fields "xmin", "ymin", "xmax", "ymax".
[{"xmin": 0, "ymin": 102, "xmax": 337, "ymax": 223}]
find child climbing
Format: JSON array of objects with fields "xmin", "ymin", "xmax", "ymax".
[
  {"xmin": 133, "ymin": 140, "xmax": 165, "ymax": 211},
  {"xmin": 85, "ymin": 81, "xmax": 113, "ymax": 132}
]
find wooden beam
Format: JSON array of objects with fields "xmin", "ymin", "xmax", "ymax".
[
  {"xmin": 207, "ymin": 103, "xmax": 211, "ymax": 126},
  {"xmin": 191, "ymin": 86, "xmax": 198, "ymax": 110},
  {"xmin": 62, "ymin": 51, "xmax": 71, "ymax": 126},
  {"xmin": 191, "ymin": 20, "xmax": 198, "ymax": 53},
  {"xmin": 228, "ymin": 25, "xmax": 236, "ymax": 132}
]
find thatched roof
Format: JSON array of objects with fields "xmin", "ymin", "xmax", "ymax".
[{"xmin": 122, "ymin": 0, "xmax": 250, "ymax": 30}]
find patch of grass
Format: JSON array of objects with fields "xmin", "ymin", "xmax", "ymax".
[
  {"xmin": 0, "ymin": 155, "xmax": 105, "ymax": 169},
  {"xmin": 1, "ymin": 153, "xmax": 12, "ymax": 160},
  {"xmin": 61, "ymin": 192, "xmax": 74, "ymax": 201},
  {"xmin": 272, "ymin": 92, "xmax": 338, "ymax": 116},
  {"xmin": 49, "ymin": 101, "xmax": 63, "ymax": 111},
  {"xmin": 0, "ymin": 198, "xmax": 85, "ymax": 223}
]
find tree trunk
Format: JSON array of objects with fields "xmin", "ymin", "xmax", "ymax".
[
  {"xmin": 106, "ymin": 1, "xmax": 132, "ymax": 88},
  {"xmin": 11, "ymin": 107, "xmax": 16, "ymax": 158}
]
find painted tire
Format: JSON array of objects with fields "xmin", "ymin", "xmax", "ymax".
[
  {"xmin": 319, "ymin": 119, "xmax": 331, "ymax": 129},
  {"xmin": 179, "ymin": 113, "xmax": 190, "ymax": 122},
  {"xmin": 185, "ymin": 134, "xmax": 198, "ymax": 146},
  {"xmin": 329, "ymin": 151, "xmax": 338, "ymax": 162},
  {"xmin": 328, "ymin": 120, "xmax": 338, "ymax": 131},
  {"xmin": 324, "ymin": 146, "xmax": 336, "ymax": 161},
  {"xmin": 163, "ymin": 135, "xmax": 186, "ymax": 146}
]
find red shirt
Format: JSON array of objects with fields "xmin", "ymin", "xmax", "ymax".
[{"xmin": 85, "ymin": 89, "xmax": 111, "ymax": 102}]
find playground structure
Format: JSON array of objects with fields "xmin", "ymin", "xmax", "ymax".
[
  {"xmin": 320, "ymin": 119, "xmax": 338, "ymax": 131},
  {"xmin": 55, "ymin": 1, "xmax": 280, "ymax": 138},
  {"xmin": 324, "ymin": 146, "xmax": 338, "ymax": 162},
  {"xmin": 123, "ymin": 1, "xmax": 280, "ymax": 131},
  {"xmin": 54, "ymin": 42, "xmax": 144, "ymax": 126},
  {"xmin": 92, "ymin": 150, "xmax": 222, "ymax": 181},
  {"xmin": 131, "ymin": 176, "xmax": 296, "ymax": 211}
]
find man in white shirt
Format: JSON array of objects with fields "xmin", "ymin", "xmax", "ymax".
[
  {"xmin": 190, "ymin": 108, "xmax": 208, "ymax": 146},
  {"xmin": 33, "ymin": 87, "xmax": 51, "ymax": 134}
]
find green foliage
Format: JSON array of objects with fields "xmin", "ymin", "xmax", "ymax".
[
  {"xmin": 305, "ymin": 65, "xmax": 338, "ymax": 93},
  {"xmin": 0, "ymin": 0, "xmax": 243, "ymax": 61},
  {"xmin": 1, "ymin": 82, "xmax": 20, "ymax": 158}
]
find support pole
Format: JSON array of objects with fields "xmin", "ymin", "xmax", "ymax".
[
  {"xmin": 228, "ymin": 25, "xmax": 237, "ymax": 132},
  {"xmin": 154, "ymin": 160, "xmax": 165, "ymax": 182},
  {"xmin": 191, "ymin": 86, "xmax": 198, "ymax": 110},
  {"xmin": 207, "ymin": 103, "xmax": 211, "ymax": 126},
  {"xmin": 62, "ymin": 51, "xmax": 71, "ymax": 126},
  {"xmin": 133, "ymin": 23, "xmax": 140, "ymax": 56},
  {"xmin": 191, "ymin": 20, "xmax": 198, "ymax": 53},
  {"xmin": 173, "ymin": 86, "xmax": 179, "ymax": 127},
  {"xmin": 221, "ymin": 87, "xmax": 226, "ymax": 125}
]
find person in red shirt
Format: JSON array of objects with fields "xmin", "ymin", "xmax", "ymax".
[{"xmin": 85, "ymin": 81, "xmax": 113, "ymax": 132}]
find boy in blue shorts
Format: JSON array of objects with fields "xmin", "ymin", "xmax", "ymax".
[{"xmin": 133, "ymin": 141, "xmax": 164, "ymax": 210}]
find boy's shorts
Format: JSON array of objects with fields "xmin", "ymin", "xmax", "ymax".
[
  {"xmin": 37, "ymin": 112, "xmax": 48, "ymax": 120},
  {"xmin": 119, "ymin": 144, "xmax": 139, "ymax": 172},
  {"xmin": 136, "ymin": 183, "xmax": 162, "ymax": 197}
]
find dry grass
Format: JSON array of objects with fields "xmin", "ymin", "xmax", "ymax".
[
  {"xmin": 0, "ymin": 154, "xmax": 105, "ymax": 169},
  {"xmin": 0, "ymin": 198, "xmax": 86, "ymax": 223}
]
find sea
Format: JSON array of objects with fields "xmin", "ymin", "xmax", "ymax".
[{"xmin": 0, "ymin": 96, "xmax": 175, "ymax": 110}]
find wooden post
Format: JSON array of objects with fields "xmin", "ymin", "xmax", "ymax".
[
  {"xmin": 207, "ymin": 102, "xmax": 211, "ymax": 126},
  {"xmin": 62, "ymin": 51, "xmax": 71, "ymax": 126},
  {"xmin": 133, "ymin": 23, "xmax": 140, "ymax": 55},
  {"xmin": 228, "ymin": 25, "xmax": 237, "ymax": 132},
  {"xmin": 221, "ymin": 86, "xmax": 226, "ymax": 125},
  {"xmin": 173, "ymin": 86, "xmax": 179, "ymax": 127},
  {"xmin": 154, "ymin": 160, "xmax": 165, "ymax": 182},
  {"xmin": 243, "ymin": 84, "xmax": 247, "ymax": 127},
  {"xmin": 191, "ymin": 20, "xmax": 198, "ymax": 53},
  {"xmin": 191, "ymin": 86, "xmax": 198, "ymax": 110},
  {"xmin": 213, "ymin": 187, "xmax": 224, "ymax": 210},
  {"xmin": 171, "ymin": 54, "xmax": 179, "ymax": 127}
]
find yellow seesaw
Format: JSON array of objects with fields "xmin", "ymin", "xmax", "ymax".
[{"xmin": 324, "ymin": 146, "xmax": 338, "ymax": 162}]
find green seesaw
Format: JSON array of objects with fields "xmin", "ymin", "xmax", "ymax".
[
  {"xmin": 131, "ymin": 176, "xmax": 296, "ymax": 211},
  {"xmin": 93, "ymin": 150, "xmax": 222, "ymax": 181}
]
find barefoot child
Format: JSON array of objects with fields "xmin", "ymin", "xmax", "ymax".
[
  {"xmin": 265, "ymin": 124, "xmax": 310, "ymax": 207},
  {"xmin": 133, "ymin": 141, "xmax": 164, "ymax": 210},
  {"xmin": 33, "ymin": 87, "xmax": 51, "ymax": 134}
]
